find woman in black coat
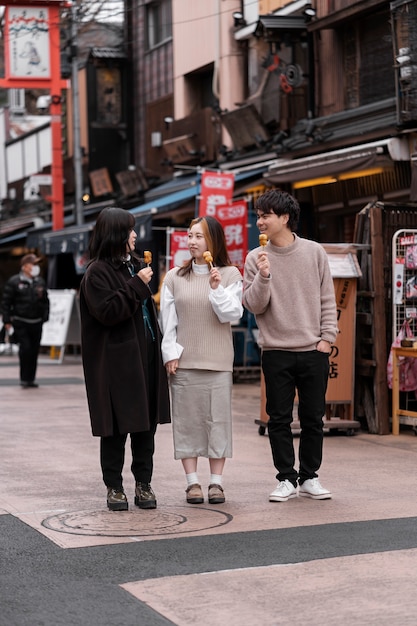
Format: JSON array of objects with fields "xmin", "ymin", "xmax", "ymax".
[{"xmin": 79, "ymin": 207, "xmax": 171, "ymax": 511}]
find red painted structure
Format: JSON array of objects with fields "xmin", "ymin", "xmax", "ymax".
[{"xmin": 0, "ymin": 1, "xmax": 70, "ymax": 231}]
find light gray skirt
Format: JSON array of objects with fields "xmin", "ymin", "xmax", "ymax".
[{"xmin": 169, "ymin": 369, "xmax": 233, "ymax": 460}]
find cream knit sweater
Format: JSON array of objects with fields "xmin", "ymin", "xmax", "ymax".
[
  {"xmin": 243, "ymin": 234, "xmax": 338, "ymax": 351},
  {"xmin": 162, "ymin": 265, "xmax": 242, "ymax": 371}
]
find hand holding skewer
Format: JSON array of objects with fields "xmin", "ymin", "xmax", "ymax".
[
  {"xmin": 203, "ymin": 251, "xmax": 221, "ymax": 289},
  {"xmin": 258, "ymin": 234, "xmax": 270, "ymax": 278}
]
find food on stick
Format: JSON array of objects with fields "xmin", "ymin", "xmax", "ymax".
[
  {"xmin": 203, "ymin": 251, "xmax": 213, "ymax": 267},
  {"xmin": 144, "ymin": 250, "xmax": 152, "ymax": 265},
  {"xmin": 259, "ymin": 234, "xmax": 268, "ymax": 247}
]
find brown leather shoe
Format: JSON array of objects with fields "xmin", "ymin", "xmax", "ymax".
[
  {"xmin": 134, "ymin": 482, "xmax": 157, "ymax": 509},
  {"xmin": 186, "ymin": 483, "xmax": 204, "ymax": 504},
  {"xmin": 208, "ymin": 483, "xmax": 225, "ymax": 504},
  {"xmin": 107, "ymin": 487, "xmax": 128, "ymax": 511}
]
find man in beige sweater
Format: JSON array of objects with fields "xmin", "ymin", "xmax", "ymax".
[{"xmin": 243, "ymin": 189, "xmax": 338, "ymax": 502}]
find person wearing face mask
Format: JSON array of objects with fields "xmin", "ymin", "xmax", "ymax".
[
  {"xmin": 79, "ymin": 207, "xmax": 170, "ymax": 511},
  {"xmin": 2, "ymin": 254, "xmax": 50, "ymax": 388}
]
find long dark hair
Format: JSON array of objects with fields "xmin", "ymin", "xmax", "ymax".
[
  {"xmin": 89, "ymin": 207, "xmax": 138, "ymax": 265},
  {"xmin": 178, "ymin": 215, "xmax": 232, "ymax": 277}
]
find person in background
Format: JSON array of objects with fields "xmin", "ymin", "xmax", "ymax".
[
  {"xmin": 2, "ymin": 254, "xmax": 49, "ymax": 388},
  {"xmin": 160, "ymin": 216, "xmax": 243, "ymax": 505},
  {"xmin": 243, "ymin": 189, "xmax": 338, "ymax": 503},
  {"xmin": 79, "ymin": 207, "xmax": 170, "ymax": 511}
]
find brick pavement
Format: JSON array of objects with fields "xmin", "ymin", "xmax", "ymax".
[{"xmin": 1, "ymin": 352, "xmax": 417, "ymax": 625}]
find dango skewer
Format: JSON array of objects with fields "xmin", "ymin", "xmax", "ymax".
[{"xmin": 203, "ymin": 250, "xmax": 214, "ymax": 269}]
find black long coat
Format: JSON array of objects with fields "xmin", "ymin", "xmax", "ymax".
[{"xmin": 79, "ymin": 259, "xmax": 171, "ymax": 437}]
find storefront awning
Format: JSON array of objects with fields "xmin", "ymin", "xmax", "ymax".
[
  {"xmin": 129, "ymin": 179, "xmax": 199, "ymax": 216},
  {"xmin": 0, "ymin": 162, "xmax": 275, "ymax": 250},
  {"xmin": 234, "ymin": 1, "xmax": 311, "ymax": 41},
  {"xmin": 264, "ymin": 138, "xmax": 409, "ymax": 186},
  {"xmin": 36, "ymin": 213, "xmax": 153, "ymax": 255},
  {"xmin": 129, "ymin": 165, "xmax": 273, "ymax": 216}
]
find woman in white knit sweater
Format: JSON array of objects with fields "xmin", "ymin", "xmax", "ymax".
[{"xmin": 160, "ymin": 216, "xmax": 243, "ymax": 505}]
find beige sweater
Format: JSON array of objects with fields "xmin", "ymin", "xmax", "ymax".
[
  {"xmin": 163, "ymin": 265, "xmax": 242, "ymax": 371},
  {"xmin": 243, "ymin": 235, "xmax": 338, "ymax": 351}
]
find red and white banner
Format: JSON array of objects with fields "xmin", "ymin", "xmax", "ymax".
[
  {"xmin": 208, "ymin": 199, "xmax": 248, "ymax": 274},
  {"xmin": 169, "ymin": 230, "xmax": 190, "ymax": 269},
  {"xmin": 199, "ymin": 171, "xmax": 235, "ymax": 217},
  {"xmin": 170, "ymin": 195, "xmax": 247, "ymax": 273}
]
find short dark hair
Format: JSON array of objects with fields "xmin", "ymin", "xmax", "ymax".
[
  {"xmin": 89, "ymin": 207, "xmax": 136, "ymax": 263},
  {"xmin": 255, "ymin": 189, "xmax": 300, "ymax": 231}
]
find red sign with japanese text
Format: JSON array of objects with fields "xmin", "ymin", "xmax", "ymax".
[
  {"xmin": 169, "ymin": 230, "xmax": 190, "ymax": 269},
  {"xmin": 207, "ymin": 199, "xmax": 248, "ymax": 274},
  {"xmin": 199, "ymin": 171, "xmax": 235, "ymax": 217}
]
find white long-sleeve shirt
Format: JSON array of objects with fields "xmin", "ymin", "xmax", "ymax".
[{"xmin": 160, "ymin": 263, "xmax": 243, "ymax": 369}]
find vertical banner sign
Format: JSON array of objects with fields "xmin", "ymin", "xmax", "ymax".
[
  {"xmin": 210, "ymin": 199, "xmax": 248, "ymax": 274},
  {"xmin": 169, "ymin": 231, "xmax": 191, "ymax": 268},
  {"xmin": 199, "ymin": 171, "xmax": 235, "ymax": 217},
  {"xmin": 7, "ymin": 7, "xmax": 50, "ymax": 79}
]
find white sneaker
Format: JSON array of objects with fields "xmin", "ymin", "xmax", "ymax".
[
  {"xmin": 269, "ymin": 480, "xmax": 297, "ymax": 502},
  {"xmin": 299, "ymin": 478, "xmax": 331, "ymax": 500}
]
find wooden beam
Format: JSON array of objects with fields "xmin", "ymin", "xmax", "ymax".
[
  {"xmin": 308, "ymin": 0, "xmax": 387, "ymax": 32},
  {"xmin": 370, "ymin": 205, "xmax": 390, "ymax": 434}
]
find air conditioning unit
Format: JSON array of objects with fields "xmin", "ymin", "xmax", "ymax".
[{"xmin": 9, "ymin": 89, "xmax": 26, "ymax": 115}]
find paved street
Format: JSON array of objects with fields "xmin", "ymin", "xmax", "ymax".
[{"xmin": 1, "ymin": 351, "xmax": 417, "ymax": 625}]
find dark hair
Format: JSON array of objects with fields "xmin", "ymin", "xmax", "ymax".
[
  {"xmin": 255, "ymin": 189, "xmax": 300, "ymax": 232},
  {"xmin": 89, "ymin": 207, "xmax": 136, "ymax": 264},
  {"xmin": 178, "ymin": 215, "xmax": 232, "ymax": 277}
]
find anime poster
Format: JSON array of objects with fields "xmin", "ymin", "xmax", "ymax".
[{"xmin": 6, "ymin": 7, "xmax": 50, "ymax": 79}]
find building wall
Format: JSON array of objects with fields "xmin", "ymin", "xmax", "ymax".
[
  {"xmin": 172, "ymin": 0, "xmax": 245, "ymax": 121},
  {"xmin": 129, "ymin": 0, "xmax": 174, "ymax": 171},
  {"xmin": 258, "ymin": 0, "xmax": 288, "ymax": 13}
]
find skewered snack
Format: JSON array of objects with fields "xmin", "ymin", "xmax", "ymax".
[
  {"xmin": 259, "ymin": 234, "xmax": 268, "ymax": 247},
  {"xmin": 143, "ymin": 250, "xmax": 152, "ymax": 265},
  {"xmin": 203, "ymin": 251, "xmax": 213, "ymax": 268}
]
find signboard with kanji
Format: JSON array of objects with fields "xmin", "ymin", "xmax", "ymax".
[
  {"xmin": 89, "ymin": 168, "xmax": 113, "ymax": 197},
  {"xmin": 198, "ymin": 171, "xmax": 235, "ymax": 217},
  {"xmin": 206, "ymin": 199, "xmax": 248, "ymax": 274},
  {"xmin": 6, "ymin": 6, "xmax": 51, "ymax": 78},
  {"xmin": 168, "ymin": 230, "xmax": 190, "ymax": 269}
]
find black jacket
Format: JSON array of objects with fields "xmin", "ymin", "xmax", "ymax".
[
  {"xmin": 2, "ymin": 273, "xmax": 50, "ymax": 324},
  {"xmin": 79, "ymin": 259, "xmax": 171, "ymax": 436}
]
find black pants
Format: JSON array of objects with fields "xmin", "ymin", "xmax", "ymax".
[
  {"xmin": 262, "ymin": 350, "xmax": 330, "ymax": 486},
  {"xmin": 100, "ymin": 329, "xmax": 157, "ymax": 489},
  {"xmin": 13, "ymin": 321, "xmax": 43, "ymax": 384},
  {"xmin": 100, "ymin": 425, "xmax": 157, "ymax": 489}
]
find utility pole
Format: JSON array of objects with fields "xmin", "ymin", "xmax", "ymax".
[{"xmin": 71, "ymin": 0, "xmax": 84, "ymax": 225}]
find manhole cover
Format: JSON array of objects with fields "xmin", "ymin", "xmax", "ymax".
[{"xmin": 42, "ymin": 506, "xmax": 233, "ymax": 537}]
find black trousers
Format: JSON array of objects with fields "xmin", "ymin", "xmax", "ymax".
[
  {"xmin": 13, "ymin": 321, "xmax": 43, "ymax": 384},
  {"xmin": 262, "ymin": 350, "xmax": 330, "ymax": 486},
  {"xmin": 100, "ymin": 425, "xmax": 157, "ymax": 489},
  {"xmin": 100, "ymin": 329, "xmax": 157, "ymax": 489}
]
